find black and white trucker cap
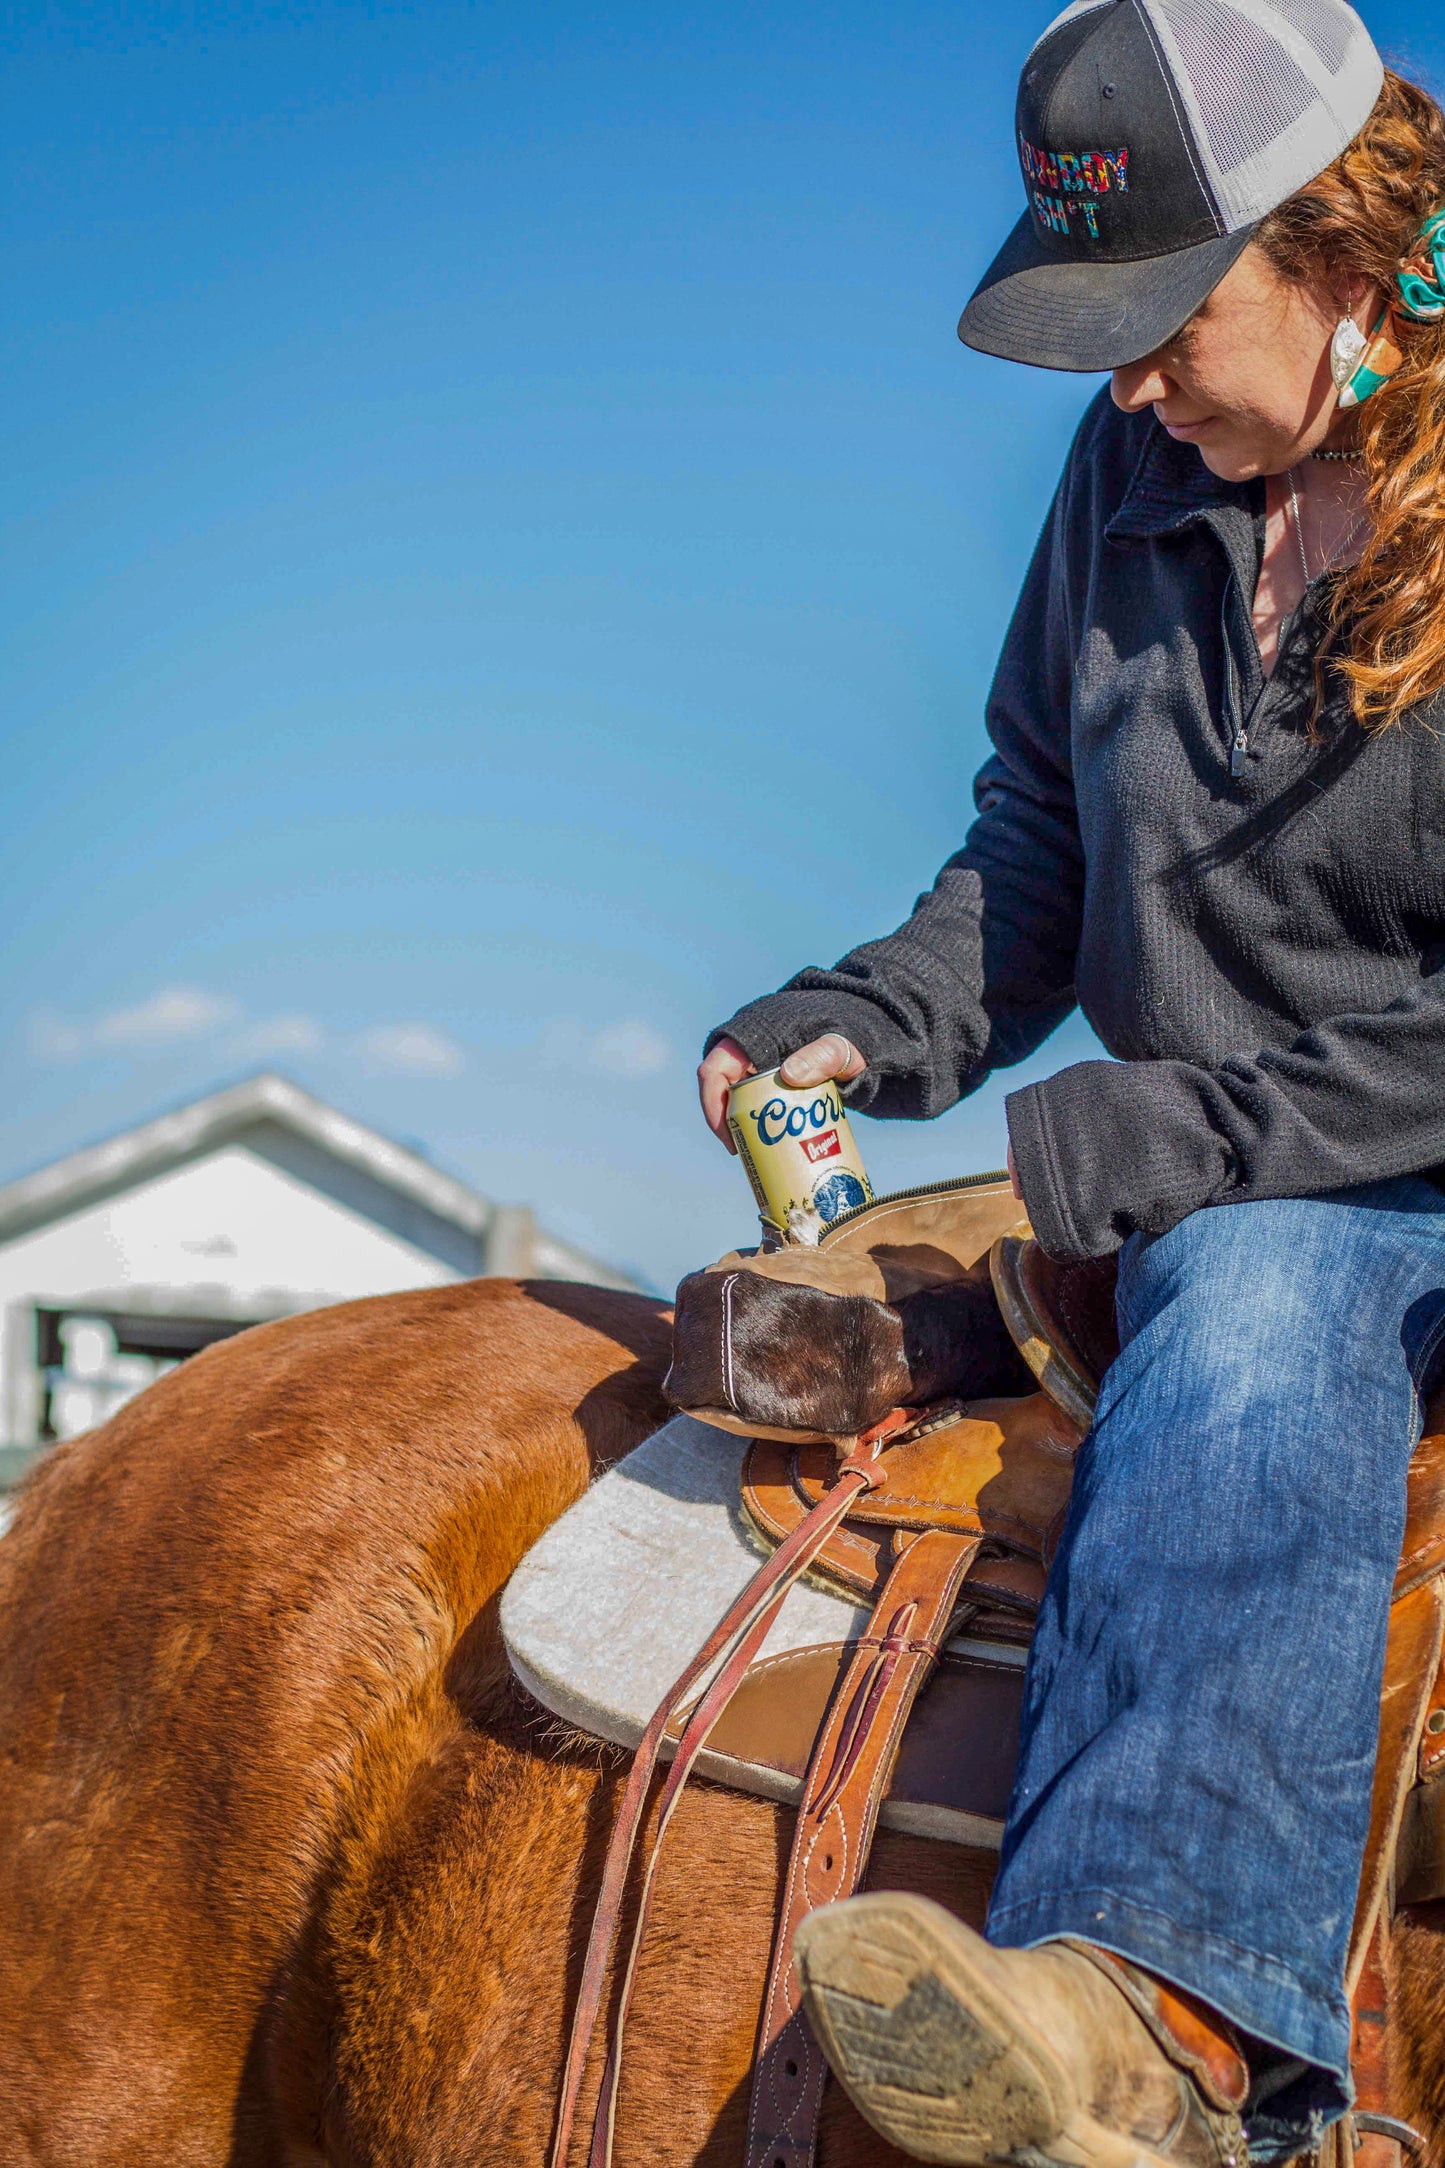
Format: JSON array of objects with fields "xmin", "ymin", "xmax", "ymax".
[{"xmin": 959, "ymin": 0, "xmax": 1383, "ymax": 371}]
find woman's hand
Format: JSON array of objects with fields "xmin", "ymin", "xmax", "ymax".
[
  {"xmin": 697, "ymin": 1033, "xmax": 866, "ymax": 1152},
  {"xmin": 697, "ymin": 1037, "xmax": 755, "ymax": 1153}
]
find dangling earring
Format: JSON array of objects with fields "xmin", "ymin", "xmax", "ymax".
[
  {"xmin": 1326, "ymin": 207, "xmax": 1445, "ymax": 412},
  {"xmin": 1336, "ymin": 307, "xmax": 1404, "ymax": 410},
  {"xmin": 1329, "ymin": 309, "xmax": 1366, "ymax": 392}
]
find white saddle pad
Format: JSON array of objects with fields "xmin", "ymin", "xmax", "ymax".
[
  {"xmin": 501, "ymin": 1415, "xmax": 869, "ymax": 1750},
  {"xmin": 500, "ymin": 1413, "xmax": 1016, "ymax": 1844}
]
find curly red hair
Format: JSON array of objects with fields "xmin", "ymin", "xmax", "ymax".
[{"xmin": 1257, "ymin": 69, "xmax": 1445, "ymax": 727}]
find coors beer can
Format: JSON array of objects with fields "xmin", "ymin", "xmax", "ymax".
[{"xmin": 726, "ymin": 1068, "xmax": 874, "ymax": 1243}]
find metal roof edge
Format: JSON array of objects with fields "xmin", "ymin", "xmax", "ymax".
[{"xmin": 0, "ymin": 1072, "xmax": 494, "ymax": 1246}]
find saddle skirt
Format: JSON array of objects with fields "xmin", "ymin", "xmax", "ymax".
[{"xmin": 500, "ymin": 1412, "xmax": 1030, "ymax": 1849}]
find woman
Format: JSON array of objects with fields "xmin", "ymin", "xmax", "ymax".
[{"xmin": 696, "ymin": 3, "xmax": 1445, "ymax": 2164}]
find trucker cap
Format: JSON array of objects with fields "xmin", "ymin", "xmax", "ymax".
[{"xmin": 959, "ymin": 0, "xmax": 1383, "ymax": 371}]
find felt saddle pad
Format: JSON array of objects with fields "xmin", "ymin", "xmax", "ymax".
[{"xmin": 501, "ymin": 1413, "xmax": 1024, "ymax": 1848}]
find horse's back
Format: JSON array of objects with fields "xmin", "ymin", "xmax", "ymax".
[{"xmin": 0, "ymin": 1275, "xmax": 671, "ymax": 2166}]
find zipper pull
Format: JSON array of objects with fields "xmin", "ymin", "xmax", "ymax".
[{"xmin": 1230, "ymin": 727, "xmax": 1248, "ymax": 778}]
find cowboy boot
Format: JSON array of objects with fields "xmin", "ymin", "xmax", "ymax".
[{"xmin": 793, "ymin": 1892, "xmax": 1249, "ymax": 2168}]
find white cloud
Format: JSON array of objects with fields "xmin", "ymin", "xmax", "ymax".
[
  {"xmin": 357, "ymin": 1022, "xmax": 466, "ymax": 1078},
  {"xmin": 233, "ymin": 1013, "xmax": 325, "ymax": 1056},
  {"xmin": 536, "ymin": 1016, "xmax": 674, "ymax": 1080},
  {"xmin": 23, "ymin": 990, "xmax": 471, "ymax": 1083},
  {"xmin": 26, "ymin": 1012, "xmax": 88, "ymax": 1062},
  {"xmin": 94, "ymin": 987, "xmax": 240, "ymax": 1047},
  {"xmin": 586, "ymin": 1019, "xmax": 672, "ymax": 1078},
  {"xmin": 26, "ymin": 987, "xmax": 241, "ymax": 1063}
]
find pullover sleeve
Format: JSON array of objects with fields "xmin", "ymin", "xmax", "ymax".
[
  {"xmin": 1007, "ymin": 978, "xmax": 1445, "ymax": 1259},
  {"xmin": 709, "ymin": 451, "xmax": 1088, "ymax": 1119}
]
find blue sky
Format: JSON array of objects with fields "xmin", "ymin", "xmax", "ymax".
[{"xmin": 3, "ymin": 0, "xmax": 1437, "ymax": 1293}]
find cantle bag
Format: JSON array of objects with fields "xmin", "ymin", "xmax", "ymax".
[{"xmin": 665, "ymin": 1172, "xmax": 1076, "ymax": 1445}]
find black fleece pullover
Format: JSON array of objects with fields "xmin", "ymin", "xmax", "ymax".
[{"xmin": 709, "ymin": 389, "xmax": 1445, "ymax": 1260}]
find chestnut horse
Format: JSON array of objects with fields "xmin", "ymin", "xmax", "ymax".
[{"xmin": 1, "ymin": 1276, "xmax": 1442, "ymax": 2168}]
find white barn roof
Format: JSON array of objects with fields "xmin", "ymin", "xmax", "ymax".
[
  {"xmin": 0, "ymin": 1072, "xmax": 637, "ymax": 1289},
  {"xmin": 0, "ymin": 1074, "xmax": 642, "ymax": 1482}
]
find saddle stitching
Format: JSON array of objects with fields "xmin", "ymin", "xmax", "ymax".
[
  {"xmin": 810, "ymin": 1187, "xmax": 1006, "ymax": 1254},
  {"xmin": 808, "ymin": 1601, "xmax": 920, "ymax": 1820},
  {"xmin": 721, "ymin": 1272, "xmax": 740, "ymax": 1414}
]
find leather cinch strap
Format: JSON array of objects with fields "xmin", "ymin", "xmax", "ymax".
[
  {"xmin": 745, "ymin": 1525, "xmax": 982, "ymax": 2168},
  {"xmin": 549, "ymin": 1413, "xmax": 911, "ymax": 2168}
]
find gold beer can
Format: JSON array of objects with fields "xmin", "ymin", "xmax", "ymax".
[{"xmin": 726, "ymin": 1068, "xmax": 874, "ymax": 1243}]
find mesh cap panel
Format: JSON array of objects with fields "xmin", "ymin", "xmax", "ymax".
[
  {"xmin": 1267, "ymin": 0, "xmax": 1354, "ymax": 73},
  {"xmin": 1158, "ymin": 0, "xmax": 1317, "ymax": 173},
  {"xmin": 1140, "ymin": 0, "xmax": 1383, "ymax": 226}
]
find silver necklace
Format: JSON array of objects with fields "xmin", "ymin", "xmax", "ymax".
[
  {"xmin": 1287, "ymin": 467, "xmax": 1367, "ymax": 584},
  {"xmin": 1310, "ymin": 446, "xmax": 1364, "ymax": 464}
]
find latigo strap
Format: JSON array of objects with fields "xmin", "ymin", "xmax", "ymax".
[{"xmin": 745, "ymin": 1525, "xmax": 982, "ymax": 2168}]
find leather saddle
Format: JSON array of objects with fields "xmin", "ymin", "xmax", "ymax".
[{"xmin": 551, "ymin": 1180, "xmax": 1445, "ymax": 2168}]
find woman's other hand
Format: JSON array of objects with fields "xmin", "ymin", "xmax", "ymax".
[
  {"xmin": 697, "ymin": 1033, "xmax": 866, "ymax": 1152},
  {"xmin": 697, "ymin": 1037, "xmax": 755, "ymax": 1153}
]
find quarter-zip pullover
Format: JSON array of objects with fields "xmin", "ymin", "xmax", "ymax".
[{"xmin": 709, "ymin": 389, "xmax": 1445, "ymax": 1260}]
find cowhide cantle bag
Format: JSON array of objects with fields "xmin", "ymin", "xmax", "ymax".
[{"xmin": 664, "ymin": 1174, "xmax": 1118, "ymax": 1445}]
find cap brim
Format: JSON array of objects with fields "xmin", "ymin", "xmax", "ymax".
[{"xmin": 958, "ymin": 212, "xmax": 1258, "ymax": 372}]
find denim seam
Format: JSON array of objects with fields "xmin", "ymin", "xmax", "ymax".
[
  {"xmin": 1113, "ymin": 1269, "xmax": 1141, "ymax": 1347},
  {"xmin": 986, "ymin": 1883, "xmax": 1352, "ymax": 2028},
  {"xmin": 1408, "ymin": 1307, "xmax": 1445, "ymax": 1432}
]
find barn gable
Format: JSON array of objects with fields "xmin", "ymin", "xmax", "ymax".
[{"xmin": 0, "ymin": 1073, "xmax": 637, "ymax": 1490}]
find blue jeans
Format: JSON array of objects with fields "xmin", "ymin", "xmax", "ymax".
[{"xmin": 985, "ymin": 1177, "xmax": 1445, "ymax": 2160}]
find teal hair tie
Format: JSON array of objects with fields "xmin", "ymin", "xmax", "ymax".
[
  {"xmin": 1335, "ymin": 208, "xmax": 1445, "ymax": 410},
  {"xmin": 1397, "ymin": 207, "xmax": 1445, "ymax": 322}
]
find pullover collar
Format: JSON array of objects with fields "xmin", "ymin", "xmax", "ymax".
[{"xmin": 1104, "ymin": 421, "xmax": 1258, "ymax": 547}]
